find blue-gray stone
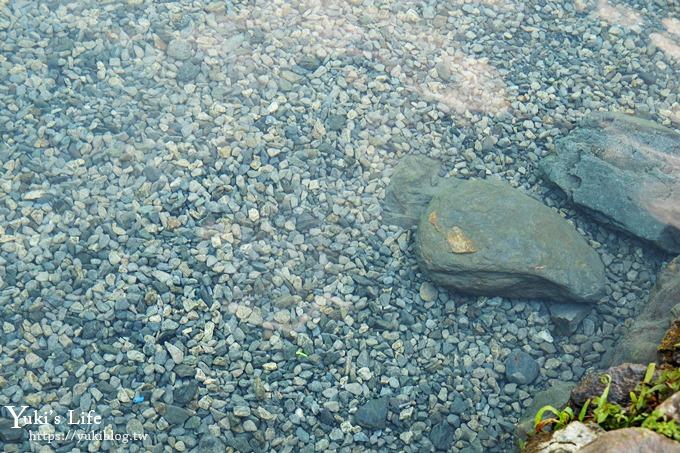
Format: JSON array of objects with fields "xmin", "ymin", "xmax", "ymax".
[
  {"xmin": 415, "ymin": 178, "xmax": 605, "ymax": 304},
  {"xmin": 354, "ymin": 397, "xmax": 389, "ymax": 429},
  {"xmin": 430, "ymin": 421, "xmax": 455, "ymax": 450},
  {"xmin": 451, "ymin": 396, "xmax": 468, "ymax": 414},
  {"xmin": 540, "ymin": 112, "xmax": 680, "ymax": 253},
  {"xmin": 504, "ymin": 350, "xmax": 539, "ymax": 385}
]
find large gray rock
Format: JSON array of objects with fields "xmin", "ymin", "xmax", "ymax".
[
  {"xmin": 540, "ymin": 112, "xmax": 680, "ymax": 252},
  {"xmin": 415, "ymin": 178, "xmax": 606, "ymax": 303},
  {"xmin": 578, "ymin": 427, "xmax": 680, "ymax": 453},
  {"xmin": 383, "ymin": 155, "xmax": 443, "ymax": 228},
  {"xmin": 602, "ymin": 256, "xmax": 680, "ymax": 367}
]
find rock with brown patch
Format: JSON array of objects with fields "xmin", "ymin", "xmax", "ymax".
[{"xmin": 415, "ymin": 178, "xmax": 605, "ymax": 303}]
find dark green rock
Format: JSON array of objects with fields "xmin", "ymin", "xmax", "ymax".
[
  {"xmin": 225, "ymin": 433, "xmax": 254, "ymax": 453},
  {"xmin": 549, "ymin": 302, "xmax": 592, "ymax": 335},
  {"xmin": 505, "ymin": 350, "xmax": 539, "ymax": 384},
  {"xmin": 162, "ymin": 404, "xmax": 192, "ymax": 425},
  {"xmin": 198, "ymin": 434, "xmax": 226, "ymax": 453},
  {"xmin": 177, "ymin": 61, "xmax": 200, "ymax": 82},
  {"xmin": 297, "ymin": 54, "xmax": 322, "ymax": 71},
  {"xmin": 173, "ymin": 381, "xmax": 198, "ymax": 404},
  {"xmin": 516, "ymin": 381, "xmax": 575, "ymax": 441},
  {"xmin": 383, "ymin": 155, "xmax": 443, "ymax": 228},
  {"xmin": 540, "ymin": 112, "xmax": 680, "ymax": 252},
  {"xmin": 354, "ymin": 396, "xmax": 389, "ymax": 429},
  {"xmin": 0, "ymin": 419, "xmax": 23, "ymax": 442},
  {"xmin": 451, "ymin": 396, "xmax": 468, "ymax": 414},
  {"xmin": 602, "ymin": 256, "xmax": 680, "ymax": 367},
  {"xmin": 174, "ymin": 364, "xmax": 195, "ymax": 377},
  {"xmin": 326, "ymin": 114, "xmax": 345, "ymax": 132},
  {"xmin": 430, "ymin": 421, "xmax": 455, "ymax": 450},
  {"xmin": 415, "ymin": 178, "xmax": 605, "ymax": 303}
]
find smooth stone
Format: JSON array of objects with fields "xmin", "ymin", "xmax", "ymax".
[
  {"xmin": 416, "ymin": 178, "xmax": 606, "ymax": 303},
  {"xmin": 345, "ymin": 382, "xmax": 362, "ymax": 396},
  {"xmin": 540, "ymin": 112, "xmax": 680, "ymax": 252},
  {"xmin": 419, "ymin": 281, "xmax": 439, "ymax": 302},
  {"xmin": 233, "ymin": 406, "xmax": 251, "ymax": 417},
  {"xmin": 126, "ymin": 418, "xmax": 144, "ymax": 437},
  {"xmin": 656, "ymin": 390, "xmax": 680, "ymax": 424},
  {"xmin": 580, "ymin": 427, "xmax": 680, "ymax": 453},
  {"xmin": 242, "ymin": 420, "xmax": 257, "ymax": 432}
]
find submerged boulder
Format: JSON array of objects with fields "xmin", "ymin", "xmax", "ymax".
[
  {"xmin": 415, "ymin": 178, "xmax": 606, "ymax": 304},
  {"xmin": 382, "ymin": 155, "xmax": 443, "ymax": 228},
  {"xmin": 540, "ymin": 112, "xmax": 680, "ymax": 252},
  {"xmin": 602, "ymin": 256, "xmax": 680, "ymax": 367}
]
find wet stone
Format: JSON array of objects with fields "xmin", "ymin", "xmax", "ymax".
[
  {"xmin": 126, "ymin": 418, "xmax": 144, "ymax": 437},
  {"xmin": 163, "ymin": 405, "xmax": 192, "ymax": 425},
  {"xmin": 166, "ymin": 38, "xmax": 193, "ymax": 60},
  {"xmin": 177, "ymin": 61, "xmax": 200, "ymax": 82},
  {"xmin": 0, "ymin": 418, "xmax": 24, "ymax": 442},
  {"xmin": 143, "ymin": 165, "xmax": 162, "ymax": 182},
  {"xmin": 354, "ymin": 396, "xmax": 389, "ymax": 429},
  {"xmin": 504, "ymin": 351, "xmax": 540, "ymax": 385},
  {"xmin": 173, "ymin": 381, "xmax": 198, "ymax": 404},
  {"xmin": 430, "ymin": 421, "xmax": 455, "ymax": 451}
]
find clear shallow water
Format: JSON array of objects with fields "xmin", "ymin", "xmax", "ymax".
[{"xmin": 0, "ymin": 0, "xmax": 679, "ymax": 452}]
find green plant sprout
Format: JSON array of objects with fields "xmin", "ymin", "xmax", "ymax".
[{"xmin": 531, "ymin": 363, "xmax": 680, "ymax": 443}]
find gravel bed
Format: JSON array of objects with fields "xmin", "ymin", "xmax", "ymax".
[{"xmin": 0, "ymin": 0, "xmax": 679, "ymax": 452}]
